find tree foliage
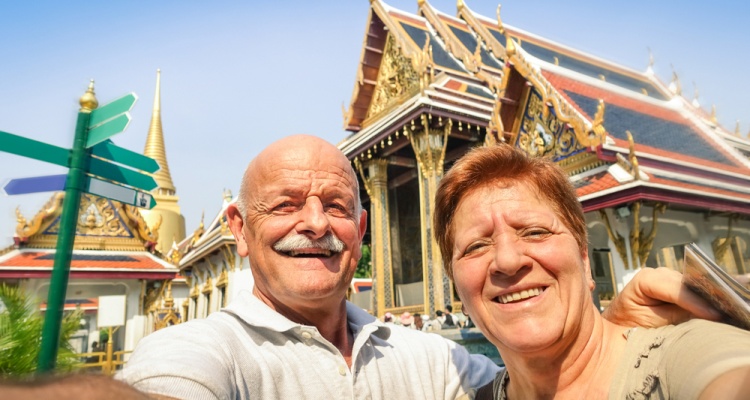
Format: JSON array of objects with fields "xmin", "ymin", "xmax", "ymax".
[
  {"xmin": 355, "ymin": 244, "xmax": 372, "ymax": 278},
  {"xmin": 0, "ymin": 284, "xmax": 82, "ymax": 378}
]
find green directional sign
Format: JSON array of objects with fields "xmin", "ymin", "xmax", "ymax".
[
  {"xmin": 88, "ymin": 93, "xmax": 137, "ymax": 128},
  {"xmin": 0, "ymin": 85, "xmax": 157, "ymax": 372},
  {"xmin": 88, "ymin": 156, "xmax": 158, "ymax": 191},
  {"xmin": 86, "ymin": 113, "xmax": 131, "ymax": 148},
  {"xmin": 0, "ymin": 131, "xmax": 70, "ymax": 167},
  {"xmin": 85, "ymin": 175, "xmax": 156, "ymax": 209},
  {"xmin": 91, "ymin": 140, "xmax": 160, "ymax": 173}
]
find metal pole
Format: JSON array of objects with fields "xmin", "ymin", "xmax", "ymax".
[{"xmin": 37, "ymin": 81, "xmax": 98, "ymax": 373}]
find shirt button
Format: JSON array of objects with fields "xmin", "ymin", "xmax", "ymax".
[
  {"xmin": 338, "ymin": 365, "xmax": 347, "ymax": 376},
  {"xmin": 301, "ymin": 331, "xmax": 312, "ymax": 340}
]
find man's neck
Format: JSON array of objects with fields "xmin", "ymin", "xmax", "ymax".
[{"xmin": 252, "ymin": 287, "xmax": 355, "ymax": 366}]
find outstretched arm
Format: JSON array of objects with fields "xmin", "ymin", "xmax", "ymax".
[
  {"xmin": 602, "ymin": 267, "xmax": 722, "ymax": 327},
  {"xmin": 0, "ymin": 374, "xmax": 155, "ymax": 400}
]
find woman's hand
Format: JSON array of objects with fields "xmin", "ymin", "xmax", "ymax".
[{"xmin": 602, "ymin": 267, "xmax": 722, "ymax": 327}]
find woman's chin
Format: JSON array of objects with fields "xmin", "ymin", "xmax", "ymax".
[{"xmin": 488, "ymin": 324, "xmax": 563, "ymax": 355}]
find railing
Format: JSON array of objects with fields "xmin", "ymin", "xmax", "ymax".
[{"xmin": 79, "ymin": 349, "xmax": 131, "ymax": 375}]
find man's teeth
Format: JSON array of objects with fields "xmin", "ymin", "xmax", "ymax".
[
  {"xmin": 288, "ymin": 250, "xmax": 332, "ymax": 257},
  {"xmin": 499, "ymin": 287, "xmax": 542, "ymax": 304}
]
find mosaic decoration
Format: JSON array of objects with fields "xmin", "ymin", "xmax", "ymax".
[{"xmin": 516, "ymin": 88, "xmax": 587, "ymax": 162}]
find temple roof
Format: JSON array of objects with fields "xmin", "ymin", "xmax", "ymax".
[
  {"xmin": 168, "ymin": 190, "xmax": 236, "ymax": 270},
  {"xmin": 10, "ymin": 191, "xmax": 160, "ymax": 252},
  {"xmin": 0, "ymin": 249, "xmax": 177, "ymax": 280},
  {"xmin": 341, "ymin": 0, "xmax": 750, "ymax": 214}
]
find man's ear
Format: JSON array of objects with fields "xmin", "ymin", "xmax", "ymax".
[
  {"xmin": 358, "ymin": 209, "xmax": 368, "ymax": 240},
  {"xmin": 226, "ymin": 204, "xmax": 249, "ymax": 257}
]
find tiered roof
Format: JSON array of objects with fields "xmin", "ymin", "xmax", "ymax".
[
  {"xmin": 0, "ymin": 191, "xmax": 177, "ymax": 280},
  {"xmin": 340, "ymin": 0, "xmax": 750, "ymax": 215}
]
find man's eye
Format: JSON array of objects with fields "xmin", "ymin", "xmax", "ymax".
[
  {"xmin": 274, "ymin": 202, "xmax": 296, "ymax": 212},
  {"xmin": 326, "ymin": 203, "xmax": 349, "ymax": 214}
]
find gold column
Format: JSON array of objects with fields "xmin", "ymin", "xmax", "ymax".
[
  {"xmin": 355, "ymin": 158, "xmax": 395, "ymax": 316},
  {"xmin": 408, "ymin": 117, "xmax": 452, "ymax": 316}
]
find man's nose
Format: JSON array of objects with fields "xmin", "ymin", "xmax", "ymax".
[
  {"xmin": 489, "ymin": 236, "xmax": 530, "ymax": 277},
  {"xmin": 296, "ymin": 197, "xmax": 330, "ymax": 239}
]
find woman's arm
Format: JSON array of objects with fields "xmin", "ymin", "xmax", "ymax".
[{"xmin": 602, "ymin": 267, "xmax": 722, "ymax": 327}]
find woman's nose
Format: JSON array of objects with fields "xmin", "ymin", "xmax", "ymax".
[{"xmin": 490, "ymin": 236, "xmax": 530, "ymax": 277}]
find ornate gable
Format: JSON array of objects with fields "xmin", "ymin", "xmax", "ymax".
[
  {"xmin": 14, "ymin": 192, "xmax": 160, "ymax": 252},
  {"xmin": 366, "ymin": 33, "xmax": 422, "ymax": 122}
]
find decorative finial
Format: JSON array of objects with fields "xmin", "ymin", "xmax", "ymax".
[
  {"xmin": 710, "ymin": 105, "xmax": 718, "ymax": 125},
  {"xmin": 735, "ymin": 120, "xmax": 741, "ymax": 136},
  {"xmin": 496, "ymin": 5, "xmax": 505, "ymax": 34},
  {"xmin": 646, "ymin": 47, "xmax": 654, "ymax": 74},
  {"xmin": 506, "ymin": 36, "xmax": 516, "ymax": 57},
  {"xmin": 223, "ymin": 188, "xmax": 233, "ymax": 203},
  {"xmin": 457, "ymin": 0, "xmax": 464, "ymax": 11},
  {"xmin": 79, "ymin": 79, "xmax": 99, "ymax": 112},
  {"xmin": 668, "ymin": 66, "xmax": 681, "ymax": 95},
  {"xmin": 417, "ymin": 0, "xmax": 425, "ymax": 6}
]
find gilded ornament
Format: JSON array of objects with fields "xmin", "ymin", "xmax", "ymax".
[{"xmin": 366, "ymin": 34, "xmax": 421, "ymax": 121}]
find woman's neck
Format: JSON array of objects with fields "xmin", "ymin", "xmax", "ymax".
[{"xmin": 504, "ymin": 306, "xmax": 629, "ymax": 399}]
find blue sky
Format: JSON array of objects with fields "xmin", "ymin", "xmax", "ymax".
[{"xmin": 1, "ymin": 0, "xmax": 748, "ymax": 246}]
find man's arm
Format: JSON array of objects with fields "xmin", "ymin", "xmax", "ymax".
[
  {"xmin": 602, "ymin": 267, "xmax": 722, "ymax": 327},
  {"xmin": 0, "ymin": 374, "xmax": 152, "ymax": 400}
]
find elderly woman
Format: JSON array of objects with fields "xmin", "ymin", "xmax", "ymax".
[{"xmin": 434, "ymin": 144, "xmax": 750, "ymax": 399}]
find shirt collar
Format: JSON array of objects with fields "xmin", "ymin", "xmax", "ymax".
[{"xmin": 223, "ymin": 290, "xmax": 391, "ymax": 340}]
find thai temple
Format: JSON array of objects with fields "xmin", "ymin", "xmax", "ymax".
[
  {"xmin": 2, "ymin": 0, "xmax": 750, "ymax": 359},
  {"xmin": 333, "ymin": 0, "xmax": 750, "ymax": 318},
  {"xmin": 175, "ymin": 0, "xmax": 750, "ymax": 323},
  {"xmin": 0, "ymin": 70, "xmax": 187, "ymax": 354}
]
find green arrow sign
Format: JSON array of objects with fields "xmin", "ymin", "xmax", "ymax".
[
  {"xmin": 0, "ymin": 131, "xmax": 70, "ymax": 167},
  {"xmin": 85, "ymin": 175, "xmax": 156, "ymax": 209},
  {"xmin": 88, "ymin": 156, "xmax": 158, "ymax": 191},
  {"xmin": 86, "ymin": 113, "xmax": 131, "ymax": 148},
  {"xmin": 89, "ymin": 93, "xmax": 138, "ymax": 128},
  {"xmin": 91, "ymin": 140, "xmax": 160, "ymax": 173}
]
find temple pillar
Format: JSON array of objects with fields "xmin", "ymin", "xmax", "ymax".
[
  {"xmin": 355, "ymin": 158, "xmax": 395, "ymax": 316},
  {"xmin": 408, "ymin": 117, "xmax": 453, "ymax": 316}
]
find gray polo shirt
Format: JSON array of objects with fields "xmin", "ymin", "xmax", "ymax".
[{"xmin": 118, "ymin": 291, "xmax": 499, "ymax": 399}]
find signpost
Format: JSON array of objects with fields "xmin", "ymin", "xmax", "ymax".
[{"xmin": 0, "ymin": 82, "xmax": 160, "ymax": 372}]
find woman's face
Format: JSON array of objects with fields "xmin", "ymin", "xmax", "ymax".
[{"xmin": 450, "ymin": 181, "xmax": 593, "ymax": 355}]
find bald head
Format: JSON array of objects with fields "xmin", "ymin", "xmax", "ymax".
[{"xmin": 235, "ymin": 135, "xmax": 361, "ymax": 218}]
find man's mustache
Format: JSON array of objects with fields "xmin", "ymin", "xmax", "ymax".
[{"xmin": 273, "ymin": 232, "xmax": 345, "ymax": 253}]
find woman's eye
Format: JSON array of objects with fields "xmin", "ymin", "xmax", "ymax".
[
  {"xmin": 464, "ymin": 242, "xmax": 486, "ymax": 255},
  {"xmin": 523, "ymin": 228, "xmax": 550, "ymax": 239}
]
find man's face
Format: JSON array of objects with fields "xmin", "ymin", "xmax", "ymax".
[{"xmin": 228, "ymin": 138, "xmax": 366, "ymax": 311}]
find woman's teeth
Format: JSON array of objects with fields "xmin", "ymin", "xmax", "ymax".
[{"xmin": 499, "ymin": 287, "xmax": 542, "ymax": 304}]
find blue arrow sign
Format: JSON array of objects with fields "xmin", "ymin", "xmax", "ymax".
[{"xmin": 3, "ymin": 174, "xmax": 67, "ymax": 195}]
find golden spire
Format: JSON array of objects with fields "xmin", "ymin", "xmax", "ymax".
[
  {"xmin": 79, "ymin": 80, "xmax": 99, "ymax": 112},
  {"xmin": 735, "ymin": 120, "xmax": 741, "ymax": 136},
  {"xmin": 143, "ymin": 69, "xmax": 176, "ymax": 194}
]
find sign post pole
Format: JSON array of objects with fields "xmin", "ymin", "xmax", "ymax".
[{"xmin": 37, "ymin": 81, "xmax": 97, "ymax": 373}]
